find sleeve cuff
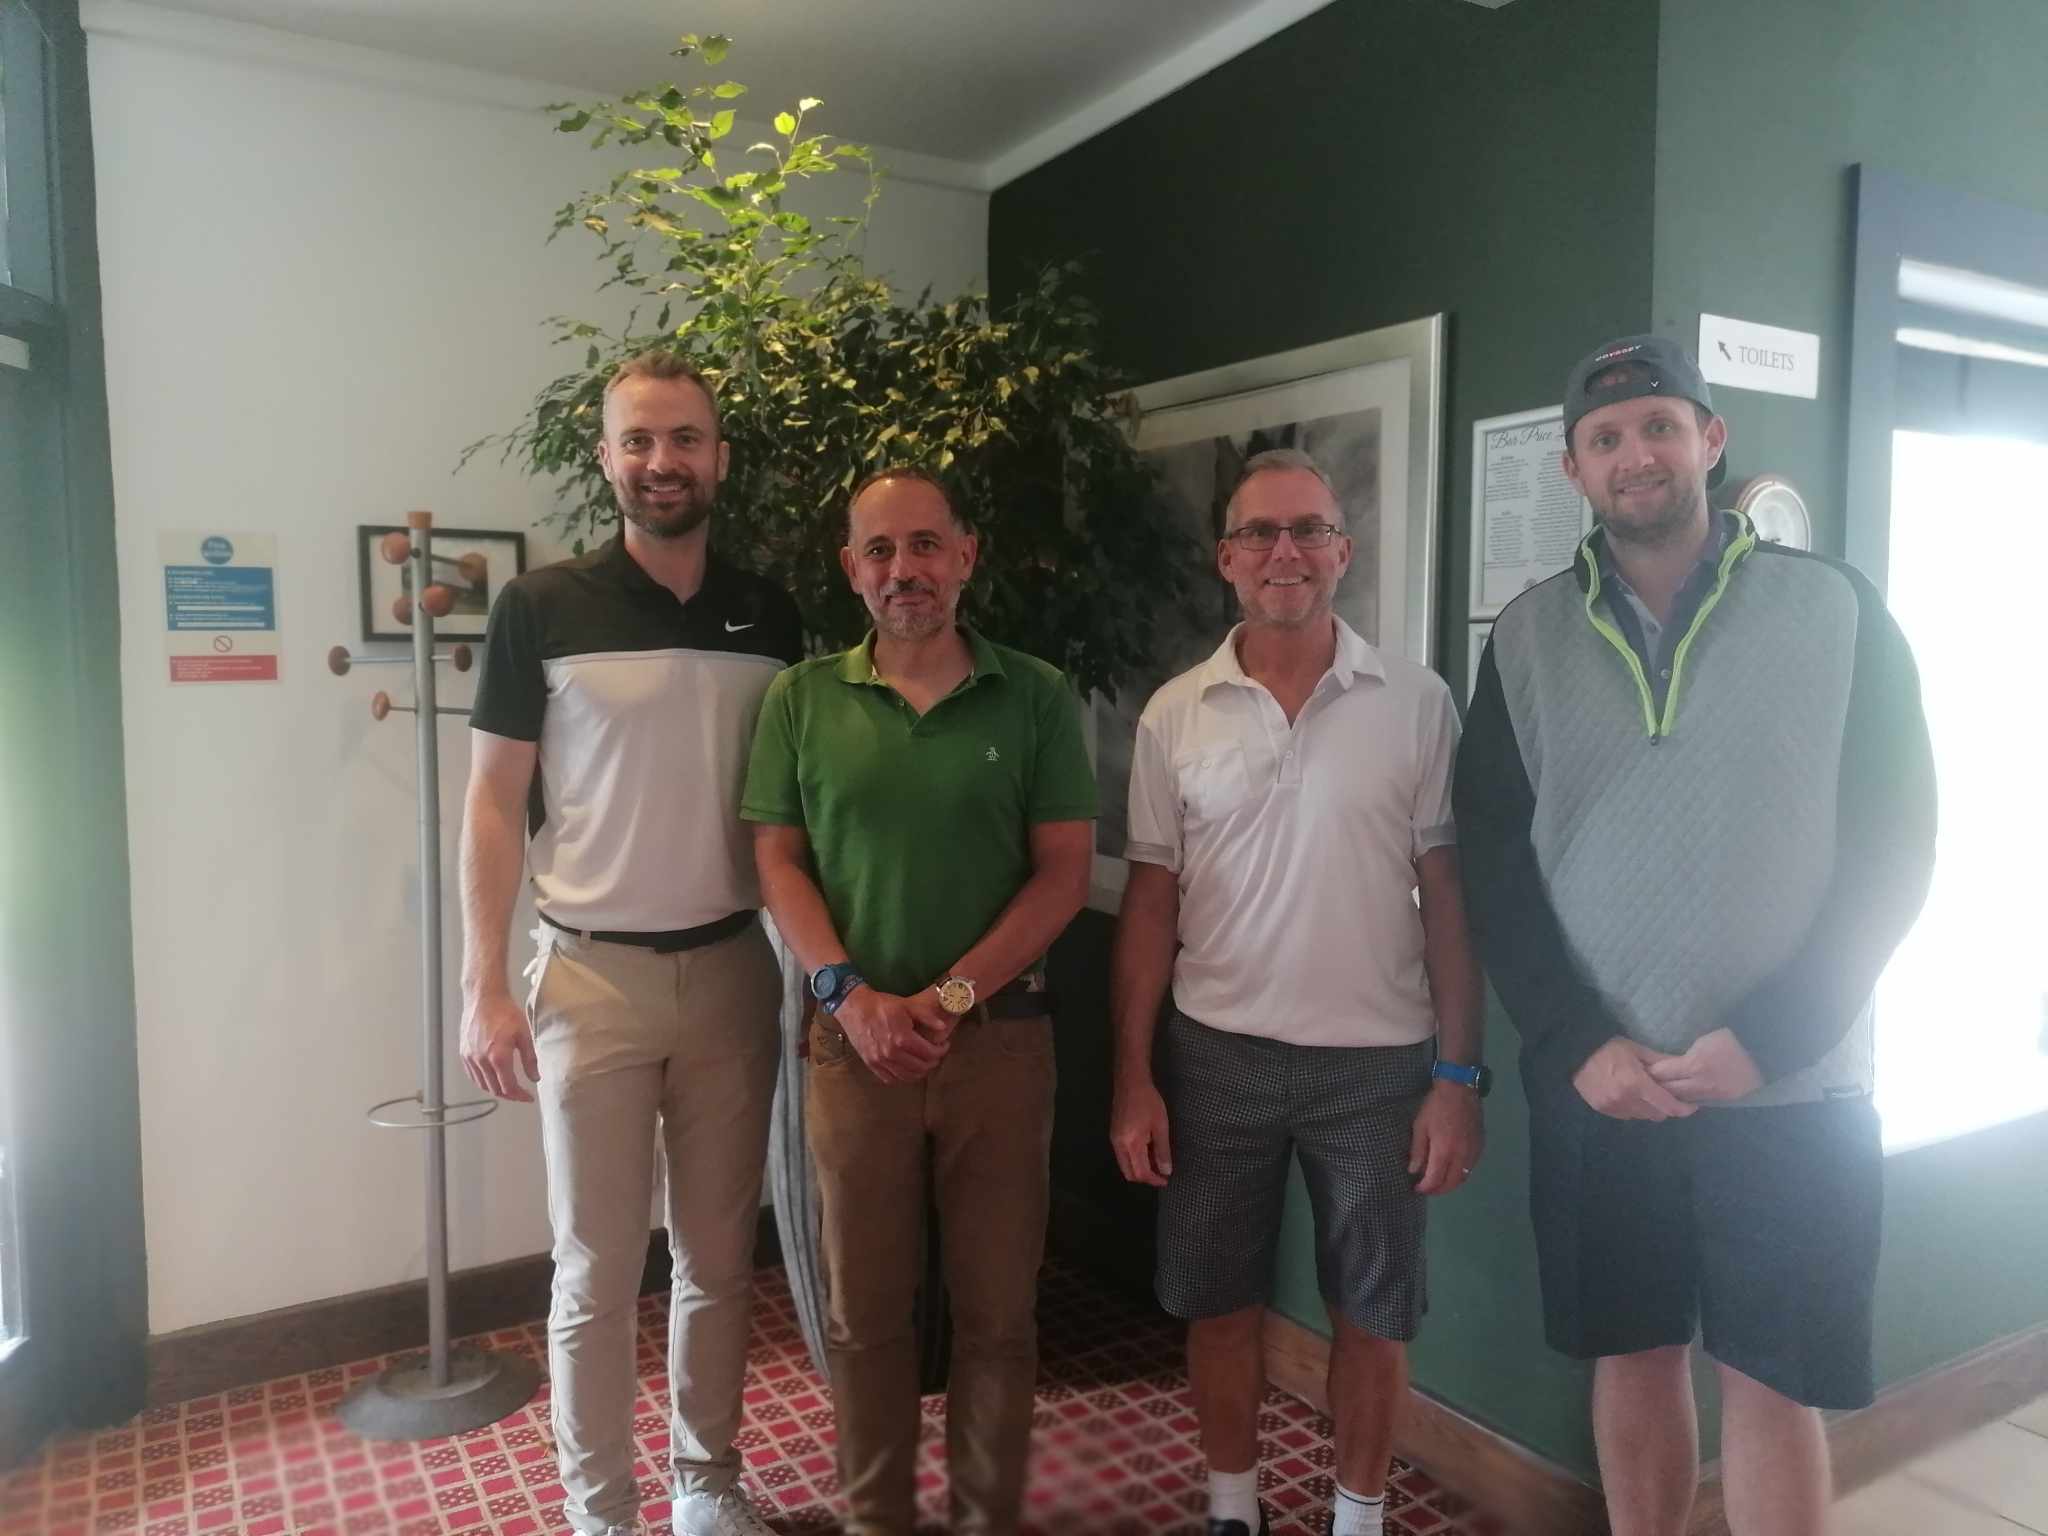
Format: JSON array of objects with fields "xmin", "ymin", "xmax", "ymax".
[
  {"xmin": 738, "ymin": 804, "xmax": 805, "ymax": 826},
  {"xmin": 467, "ymin": 717, "xmax": 542, "ymax": 743},
  {"xmin": 1527, "ymin": 1020, "xmax": 1618, "ymax": 1091},
  {"xmin": 1123, "ymin": 842, "xmax": 1180, "ymax": 872},
  {"xmin": 1026, "ymin": 804, "xmax": 1101, "ymax": 824},
  {"xmin": 1727, "ymin": 1014, "xmax": 1802, "ymax": 1084},
  {"xmin": 1414, "ymin": 821, "xmax": 1457, "ymax": 856}
]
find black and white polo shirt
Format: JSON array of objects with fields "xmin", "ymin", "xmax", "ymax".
[{"xmin": 471, "ymin": 535, "xmax": 802, "ymax": 932}]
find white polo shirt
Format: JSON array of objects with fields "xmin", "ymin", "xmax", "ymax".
[{"xmin": 1125, "ymin": 618, "xmax": 1460, "ymax": 1047}]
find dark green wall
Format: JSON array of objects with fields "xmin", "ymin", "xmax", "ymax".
[
  {"xmin": 1652, "ymin": 0, "xmax": 2048, "ymax": 1453},
  {"xmin": 1046, "ymin": 912, "xmax": 1162, "ymax": 1306},
  {"xmin": 1650, "ymin": 0, "xmax": 2048, "ymax": 554},
  {"xmin": 993, "ymin": 0, "xmax": 1659, "ymax": 707},
  {"xmin": 1002, "ymin": 0, "xmax": 1662, "ymax": 1477}
]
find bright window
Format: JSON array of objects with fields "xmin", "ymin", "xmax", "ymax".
[
  {"xmin": 0, "ymin": 18, "xmax": 12, "ymax": 287},
  {"xmin": 0, "ymin": 946, "xmax": 18, "ymax": 1352},
  {"xmin": 0, "ymin": 72, "xmax": 10, "ymax": 286},
  {"xmin": 1876, "ymin": 429, "xmax": 2048, "ymax": 1150}
]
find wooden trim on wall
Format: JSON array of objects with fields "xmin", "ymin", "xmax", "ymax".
[
  {"xmin": 146, "ymin": 1213, "xmax": 783, "ymax": 1408},
  {"xmin": 1261, "ymin": 1312, "xmax": 1610, "ymax": 1536},
  {"xmin": 1686, "ymin": 1319, "xmax": 2048, "ymax": 1536}
]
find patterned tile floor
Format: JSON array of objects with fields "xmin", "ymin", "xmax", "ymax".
[{"xmin": 0, "ymin": 1263, "xmax": 1504, "ymax": 1536}]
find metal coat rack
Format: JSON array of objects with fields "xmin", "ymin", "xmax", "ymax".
[{"xmin": 327, "ymin": 510, "xmax": 540, "ymax": 1439}]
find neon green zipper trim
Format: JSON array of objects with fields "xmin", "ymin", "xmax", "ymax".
[
  {"xmin": 1578, "ymin": 513, "xmax": 1757, "ymax": 740},
  {"xmin": 1657, "ymin": 517, "xmax": 1755, "ymax": 735},
  {"xmin": 1581, "ymin": 551, "xmax": 1660, "ymax": 736}
]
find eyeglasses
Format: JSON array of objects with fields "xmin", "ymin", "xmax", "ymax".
[{"xmin": 1223, "ymin": 520, "xmax": 1344, "ymax": 551}]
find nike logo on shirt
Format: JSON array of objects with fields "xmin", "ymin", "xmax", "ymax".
[{"xmin": 724, "ymin": 620, "xmax": 756, "ymax": 632}]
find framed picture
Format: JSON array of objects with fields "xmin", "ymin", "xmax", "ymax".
[
  {"xmin": 1087, "ymin": 315, "xmax": 1446, "ymax": 911},
  {"xmin": 1467, "ymin": 405, "xmax": 1591, "ymax": 620},
  {"xmin": 357, "ymin": 525, "xmax": 527, "ymax": 643}
]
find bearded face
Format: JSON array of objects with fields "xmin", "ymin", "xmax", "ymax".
[{"xmin": 597, "ymin": 374, "xmax": 728, "ymax": 541}]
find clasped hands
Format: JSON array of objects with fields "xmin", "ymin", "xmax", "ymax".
[
  {"xmin": 1571, "ymin": 1028, "xmax": 1763, "ymax": 1120},
  {"xmin": 832, "ymin": 980, "xmax": 962, "ymax": 1083}
]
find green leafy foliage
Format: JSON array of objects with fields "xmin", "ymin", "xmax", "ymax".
[{"xmin": 468, "ymin": 39, "xmax": 1191, "ymax": 698}]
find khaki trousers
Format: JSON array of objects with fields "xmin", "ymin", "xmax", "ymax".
[
  {"xmin": 528, "ymin": 922, "xmax": 782, "ymax": 1535},
  {"xmin": 806, "ymin": 1006, "xmax": 1056, "ymax": 1536}
]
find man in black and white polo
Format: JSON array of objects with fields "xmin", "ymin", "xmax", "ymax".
[
  {"xmin": 1110, "ymin": 449, "xmax": 1486, "ymax": 1536},
  {"xmin": 460, "ymin": 351, "xmax": 801, "ymax": 1536}
]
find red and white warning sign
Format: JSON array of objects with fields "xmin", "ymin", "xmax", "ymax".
[
  {"xmin": 162, "ymin": 531, "xmax": 281, "ymax": 684},
  {"xmin": 170, "ymin": 634, "xmax": 276, "ymax": 683}
]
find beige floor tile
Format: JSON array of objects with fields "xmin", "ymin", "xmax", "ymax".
[
  {"xmin": 1908, "ymin": 1418, "xmax": 2048, "ymax": 1530},
  {"xmin": 2011, "ymin": 1392, "xmax": 2048, "ymax": 1441},
  {"xmin": 1834, "ymin": 1471, "xmax": 2031, "ymax": 1535}
]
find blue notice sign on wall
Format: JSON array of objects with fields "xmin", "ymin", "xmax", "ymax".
[
  {"xmin": 160, "ymin": 529, "xmax": 281, "ymax": 683},
  {"xmin": 164, "ymin": 565, "xmax": 277, "ymax": 631}
]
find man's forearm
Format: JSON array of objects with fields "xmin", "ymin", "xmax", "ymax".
[
  {"xmin": 1722, "ymin": 592, "xmax": 1937, "ymax": 1081},
  {"xmin": 944, "ymin": 862, "xmax": 1088, "ymax": 998},
  {"xmin": 459, "ymin": 784, "xmax": 526, "ymax": 1003},
  {"xmin": 1453, "ymin": 651, "xmax": 1625, "ymax": 1085},
  {"xmin": 1418, "ymin": 846, "xmax": 1485, "ymax": 1066},
  {"xmin": 755, "ymin": 843, "xmax": 854, "ymax": 977},
  {"xmin": 1110, "ymin": 864, "xmax": 1179, "ymax": 1082}
]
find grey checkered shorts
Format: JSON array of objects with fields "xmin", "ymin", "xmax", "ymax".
[{"xmin": 1154, "ymin": 1009, "xmax": 1432, "ymax": 1340}]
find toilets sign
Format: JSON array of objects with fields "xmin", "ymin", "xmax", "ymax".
[
  {"xmin": 161, "ymin": 530, "xmax": 280, "ymax": 683},
  {"xmin": 1698, "ymin": 313, "xmax": 1820, "ymax": 399}
]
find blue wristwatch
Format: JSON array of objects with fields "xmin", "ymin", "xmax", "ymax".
[
  {"xmin": 808, "ymin": 962, "xmax": 866, "ymax": 1016},
  {"xmin": 1431, "ymin": 1059, "xmax": 1493, "ymax": 1098}
]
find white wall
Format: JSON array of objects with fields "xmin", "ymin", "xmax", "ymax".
[{"xmin": 85, "ymin": 7, "xmax": 987, "ymax": 1335}]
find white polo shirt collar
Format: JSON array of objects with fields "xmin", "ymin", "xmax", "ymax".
[{"xmin": 1195, "ymin": 617, "xmax": 1387, "ymax": 698}]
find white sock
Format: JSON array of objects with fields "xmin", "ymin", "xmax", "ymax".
[
  {"xmin": 1331, "ymin": 1481, "xmax": 1385, "ymax": 1536},
  {"xmin": 1208, "ymin": 1466, "xmax": 1260, "ymax": 1528}
]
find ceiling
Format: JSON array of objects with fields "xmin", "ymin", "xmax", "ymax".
[{"xmin": 98, "ymin": 0, "xmax": 1496, "ymax": 189}]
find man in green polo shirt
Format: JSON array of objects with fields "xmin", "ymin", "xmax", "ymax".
[{"xmin": 743, "ymin": 466, "xmax": 1096, "ymax": 1536}]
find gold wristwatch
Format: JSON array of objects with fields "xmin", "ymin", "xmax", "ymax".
[{"xmin": 935, "ymin": 975, "xmax": 977, "ymax": 1016}]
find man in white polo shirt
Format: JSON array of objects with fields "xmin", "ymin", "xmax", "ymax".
[{"xmin": 1110, "ymin": 449, "xmax": 1486, "ymax": 1536}]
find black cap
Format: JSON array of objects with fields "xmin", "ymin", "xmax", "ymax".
[{"xmin": 1563, "ymin": 334, "xmax": 1725, "ymax": 489}]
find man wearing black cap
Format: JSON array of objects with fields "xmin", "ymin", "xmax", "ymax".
[{"xmin": 1453, "ymin": 336, "xmax": 1937, "ymax": 1534}]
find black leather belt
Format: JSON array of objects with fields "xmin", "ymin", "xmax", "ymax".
[
  {"xmin": 982, "ymin": 977, "xmax": 1055, "ymax": 1019},
  {"xmin": 540, "ymin": 907, "xmax": 754, "ymax": 954}
]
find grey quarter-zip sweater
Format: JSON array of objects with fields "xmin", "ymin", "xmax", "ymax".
[{"xmin": 1454, "ymin": 511, "xmax": 1936, "ymax": 1108}]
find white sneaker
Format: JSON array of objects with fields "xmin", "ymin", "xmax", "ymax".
[{"xmin": 672, "ymin": 1485, "xmax": 777, "ymax": 1536}]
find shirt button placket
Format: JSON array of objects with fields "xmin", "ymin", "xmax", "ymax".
[{"xmin": 1281, "ymin": 694, "xmax": 1308, "ymax": 788}]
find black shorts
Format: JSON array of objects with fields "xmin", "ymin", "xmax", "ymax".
[
  {"xmin": 1528, "ymin": 1077, "xmax": 1883, "ymax": 1410},
  {"xmin": 1154, "ymin": 1010, "xmax": 1432, "ymax": 1341}
]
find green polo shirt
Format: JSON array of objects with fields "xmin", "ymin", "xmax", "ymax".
[{"xmin": 740, "ymin": 626, "xmax": 1097, "ymax": 996}]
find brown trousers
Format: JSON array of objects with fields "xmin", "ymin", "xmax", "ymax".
[{"xmin": 806, "ymin": 1005, "xmax": 1057, "ymax": 1536}]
